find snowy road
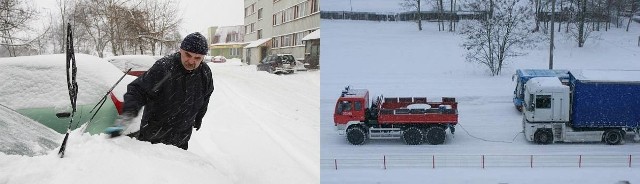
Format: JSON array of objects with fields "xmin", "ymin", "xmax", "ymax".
[
  {"xmin": 320, "ymin": 20, "xmax": 640, "ymax": 183},
  {"xmin": 190, "ymin": 61, "xmax": 319, "ymax": 184}
]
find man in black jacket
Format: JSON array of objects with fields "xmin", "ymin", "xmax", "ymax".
[{"xmin": 106, "ymin": 32, "xmax": 214, "ymax": 150}]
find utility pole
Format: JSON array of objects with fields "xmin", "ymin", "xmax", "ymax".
[
  {"xmin": 350, "ymin": 0, "xmax": 353, "ymax": 12},
  {"xmin": 549, "ymin": 0, "xmax": 555, "ymax": 69}
]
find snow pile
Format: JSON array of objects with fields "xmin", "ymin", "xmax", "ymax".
[
  {"xmin": 0, "ymin": 131, "xmax": 232, "ymax": 184},
  {"xmin": 0, "ymin": 58, "xmax": 319, "ymax": 184}
]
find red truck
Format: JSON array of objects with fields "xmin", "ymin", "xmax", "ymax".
[{"xmin": 334, "ymin": 86, "xmax": 458, "ymax": 145}]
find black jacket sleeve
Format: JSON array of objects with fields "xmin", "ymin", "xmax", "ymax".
[
  {"xmin": 122, "ymin": 60, "xmax": 170, "ymax": 116},
  {"xmin": 194, "ymin": 66, "xmax": 214, "ymax": 130}
]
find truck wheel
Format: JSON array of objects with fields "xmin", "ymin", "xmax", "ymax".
[
  {"xmin": 603, "ymin": 129, "xmax": 624, "ymax": 145},
  {"xmin": 402, "ymin": 127, "xmax": 424, "ymax": 145},
  {"xmin": 534, "ymin": 129, "xmax": 553, "ymax": 144},
  {"xmin": 425, "ymin": 126, "xmax": 446, "ymax": 145},
  {"xmin": 346, "ymin": 126, "xmax": 367, "ymax": 145}
]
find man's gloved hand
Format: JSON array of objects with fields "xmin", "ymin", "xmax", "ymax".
[
  {"xmin": 105, "ymin": 113, "xmax": 135, "ymax": 138},
  {"xmin": 194, "ymin": 121, "xmax": 201, "ymax": 131}
]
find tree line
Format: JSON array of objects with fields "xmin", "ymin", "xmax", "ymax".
[
  {"xmin": 1, "ymin": 0, "xmax": 182, "ymax": 57},
  {"xmin": 402, "ymin": 0, "xmax": 639, "ymax": 76}
]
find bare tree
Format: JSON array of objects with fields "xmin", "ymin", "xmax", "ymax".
[
  {"xmin": 139, "ymin": 0, "xmax": 181, "ymax": 56},
  {"xmin": 626, "ymin": 0, "xmax": 638, "ymax": 32},
  {"xmin": 74, "ymin": 0, "xmax": 111, "ymax": 57},
  {"xmin": 461, "ymin": 0, "xmax": 540, "ymax": 76},
  {"xmin": 400, "ymin": 0, "xmax": 423, "ymax": 31},
  {"xmin": 0, "ymin": 0, "xmax": 41, "ymax": 57},
  {"xmin": 450, "ymin": 0, "xmax": 457, "ymax": 32},
  {"xmin": 438, "ymin": 0, "xmax": 445, "ymax": 31},
  {"xmin": 577, "ymin": 0, "xmax": 586, "ymax": 47}
]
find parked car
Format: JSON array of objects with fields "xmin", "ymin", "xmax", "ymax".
[
  {"xmin": 0, "ymin": 103, "xmax": 62, "ymax": 156},
  {"xmin": 105, "ymin": 55, "xmax": 157, "ymax": 76},
  {"xmin": 0, "ymin": 54, "xmax": 137, "ymax": 135},
  {"xmin": 257, "ymin": 54, "xmax": 297, "ymax": 74},
  {"xmin": 203, "ymin": 55, "xmax": 213, "ymax": 63},
  {"xmin": 212, "ymin": 55, "xmax": 227, "ymax": 63}
]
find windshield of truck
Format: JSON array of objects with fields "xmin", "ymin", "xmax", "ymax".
[
  {"xmin": 535, "ymin": 95, "xmax": 551, "ymax": 109},
  {"xmin": 336, "ymin": 100, "xmax": 352, "ymax": 114}
]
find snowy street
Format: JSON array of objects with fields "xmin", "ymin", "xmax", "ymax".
[
  {"xmin": 190, "ymin": 61, "xmax": 319, "ymax": 183},
  {"xmin": 320, "ymin": 20, "xmax": 640, "ymax": 183}
]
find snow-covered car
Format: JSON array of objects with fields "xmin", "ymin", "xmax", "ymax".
[
  {"xmin": 0, "ymin": 103, "xmax": 61, "ymax": 156},
  {"xmin": 203, "ymin": 55, "xmax": 213, "ymax": 63},
  {"xmin": 633, "ymin": 11, "xmax": 640, "ymax": 23},
  {"xmin": 0, "ymin": 54, "xmax": 137, "ymax": 135},
  {"xmin": 212, "ymin": 55, "xmax": 227, "ymax": 63},
  {"xmin": 105, "ymin": 55, "xmax": 157, "ymax": 76},
  {"xmin": 257, "ymin": 54, "xmax": 296, "ymax": 74}
]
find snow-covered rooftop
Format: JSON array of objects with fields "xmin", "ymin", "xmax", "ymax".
[
  {"xmin": 244, "ymin": 38, "xmax": 271, "ymax": 48},
  {"xmin": 571, "ymin": 69, "xmax": 640, "ymax": 83},
  {"xmin": 302, "ymin": 30, "xmax": 320, "ymax": 41}
]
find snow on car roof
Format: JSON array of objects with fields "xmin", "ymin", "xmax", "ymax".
[
  {"xmin": 105, "ymin": 55, "xmax": 157, "ymax": 71},
  {"xmin": 0, "ymin": 54, "xmax": 129, "ymax": 110}
]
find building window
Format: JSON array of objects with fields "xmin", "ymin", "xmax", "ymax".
[
  {"xmin": 281, "ymin": 10, "xmax": 286, "ymax": 23},
  {"xmin": 258, "ymin": 8, "xmax": 263, "ymax": 20},
  {"xmin": 230, "ymin": 48, "xmax": 240, "ymax": 56},
  {"xmin": 287, "ymin": 8, "xmax": 294, "ymax": 21},
  {"xmin": 272, "ymin": 14, "xmax": 277, "ymax": 26},
  {"xmin": 284, "ymin": 35, "xmax": 292, "ymax": 47},
  {"xmin": 257, "ymin": 30, "xmax": 262, "ymax": 39},
  {"xmin": 212, "ymin": 35, "xmax": 220, "ymax": 44},
  {"xmin": 295, "ymin": 32, "xmax": 304, "ymax": 45},
  {"xmin": 311, "ymin": 0, "xmax": 318, "ymax": 13},
  {"xmin": 250, "ymin": 23, "xmax": 255, "ymax": 33},
  {"xmin": 300, "ymin": 2, "xmax": 308, "ymax": 17},
  {"xmin": 272, "ymin": 37, "xmax": 280, "ymax": 48},
  {"xmin": 245, "ymin": 4, "xmax": 255, "ymax": 17},
  {"xmin": 226, "ymin": 32, "xmax": 238, "ymax": 42}
]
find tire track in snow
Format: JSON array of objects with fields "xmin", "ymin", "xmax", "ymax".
[{"xmin": 213, "ymin": 65, "xmax": 317, "ymax": 179}]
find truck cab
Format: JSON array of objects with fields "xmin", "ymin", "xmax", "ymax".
[
  {"xmin": 522, "ymin": 77, "xmax": 570, "ymax": 143},
  {"xmin": 334, "ymin": 86, "xmax": 369, "ymax": 134},
  {"xmin": 513, "ymin": 69, "xmax": 569, "ymax": 111}
]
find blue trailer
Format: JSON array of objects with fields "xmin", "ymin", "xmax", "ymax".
[
  {"xmin": 522, "ymin": 70, "xmax": 640, "ymax": 145},
  {"xmin": 512, "ymin": 69, "xmax": 569, "ymax": 111}
]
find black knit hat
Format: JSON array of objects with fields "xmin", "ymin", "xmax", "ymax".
[{"xmin": 180, "ymin": 32, "xmax": 208, "ymax": 55}]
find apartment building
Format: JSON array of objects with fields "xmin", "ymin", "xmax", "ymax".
[
  {"xmin": 244, "ymin": 0, "xmax": 320, "ymax": 65},
  {"xmin": 207, "ymin": 26, "xmax": 245, "ymax": 60}
]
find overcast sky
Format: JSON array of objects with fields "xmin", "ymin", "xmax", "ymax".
[
  {"xmin": 35, "ymin": 0, "xmax": 244, "ymax": 36},
  {"xmin": 179, "ymin": 0, "xmax": 243, "ymax": 35}
]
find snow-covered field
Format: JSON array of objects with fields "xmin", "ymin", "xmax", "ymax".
[
  {"xmin": 0, "ymin": 59, "xmax": 319, "ymax": 184},
  {"xmin": 320, "ymin": 20, "xmax": 640, "ymax": 183}
]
